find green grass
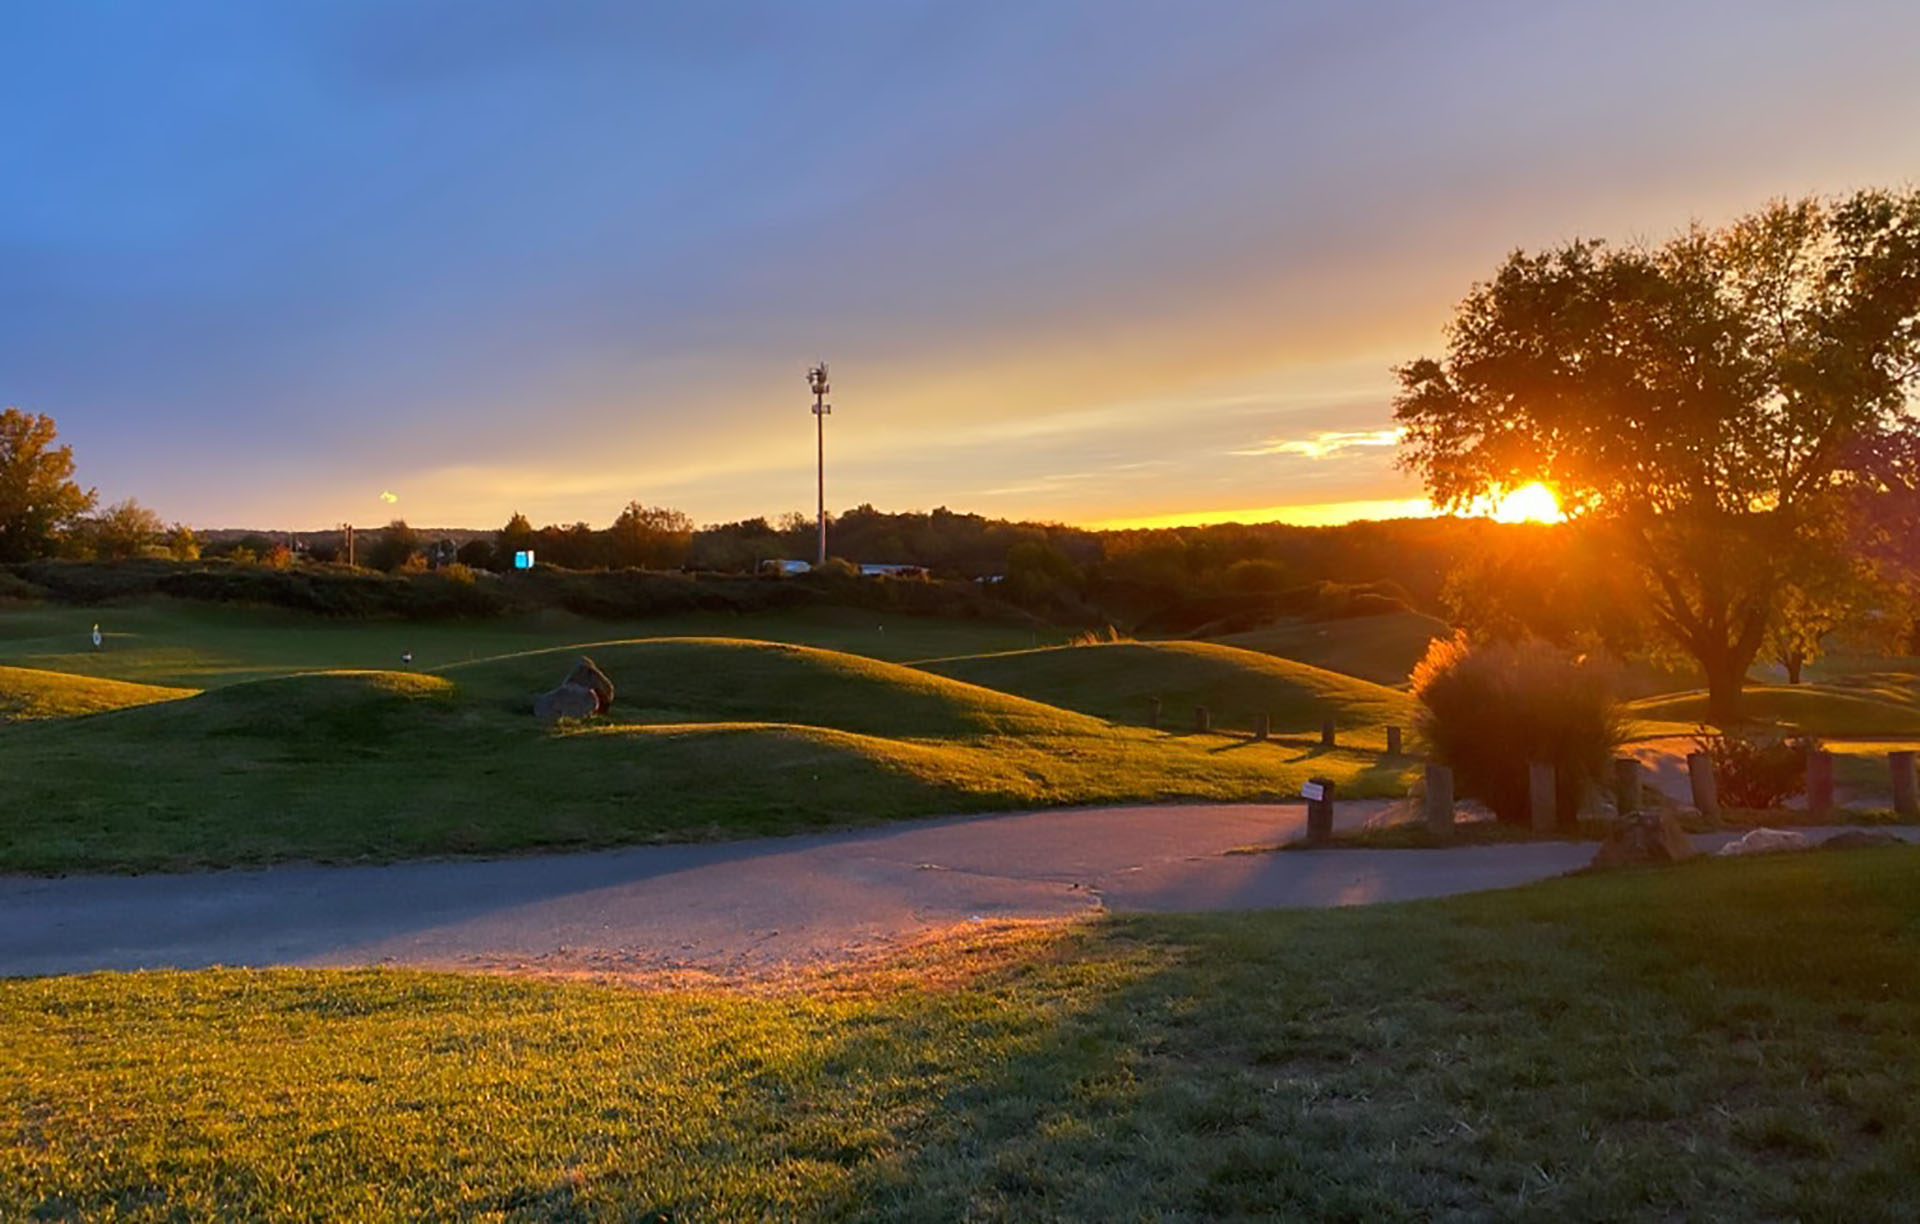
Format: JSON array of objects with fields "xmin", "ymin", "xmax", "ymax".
[
  {"xmin": 1630, "ymin": 683, "xmax": 1920, "ymax": 736},
  {"xmin": 1211, "ymin": 609, "xmax": 1451, "ymax": 687},
  {"xmin": 5, "ymin": 849, "xmax": 1918, "ymax": 1220},
  {"xmin": 919, "ymin": 639, "xmax": 1416, "ymax": 748},
  {"xmin": 0, "ymin": 665, "xmax": 192, "ymax": 723},
  {"xmin": 0, "ymin": 638, "xmax": 1412, "ymax": 873},
  {"xmin": 0, "ymin": 598, "xmax": 1068, "ymax": 690}
]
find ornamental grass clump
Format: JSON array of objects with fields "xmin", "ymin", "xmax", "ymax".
[{"xmin": 1412, "ymin": 633, "xmax": 1625, "ymax": 826}]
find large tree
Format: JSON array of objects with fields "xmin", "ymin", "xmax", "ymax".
[
  {"xmin": 607, "ymin": 502, "xmax": 693, "ymax": 570},
  {"xmin": 1394, "ymin": 189, "xmax": 1920, "ymax": 722},
  {"xmin": 81, "ymin": 498, "xmax": 165, "ymax": 560},
  {"xmin": 0, "ymin": 408, "xmax": 96, "ymax": 562}
]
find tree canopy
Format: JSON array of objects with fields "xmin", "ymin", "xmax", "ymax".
[
  {"xmin": 0, "ymin": 408, "xmax": 96, "ymax": 562},
  {"xmin": 1394, "ymin": 189, "xmax": 1920, "ymax": 720}
]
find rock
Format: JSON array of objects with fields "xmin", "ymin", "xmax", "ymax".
[
  {"xmin": 1716, "ymin": 827, "xmax": 1813, "ymax": 857},
  {"xmin": 1590, "ymin": 811, "xmax": 1696, "ymax": 869},
  {"xmin": 533, "ymin": 682, "xmax": 599, "ymax": 724},
  {"xmin": 565, "ymin": 656, "xmax": 615, "ymax": 713},
  {"xmin": 1819, "ymin": 830, "xmax": 1905, "ymax": 852}
]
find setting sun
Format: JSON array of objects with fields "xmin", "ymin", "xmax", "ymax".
[{"xmin": 1488, "ymin": 482, "xmax": 1563, "ymax": 523}]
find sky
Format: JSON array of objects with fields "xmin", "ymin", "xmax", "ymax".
[{"xmin": 5, "ymin": 1, "xmax": 1919, "ymax": 531}]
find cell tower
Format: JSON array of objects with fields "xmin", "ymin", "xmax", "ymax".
[{"xmin": 808, "ymin": 362, "xmax": 831, "ymax": 566}]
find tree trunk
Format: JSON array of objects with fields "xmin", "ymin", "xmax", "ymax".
[
  {"xmin": 1783, "ymin": 650, "xmax": 1804, "ymax": 686},
  {"xmin": 1702, "ymin": 650, "xmax": 1750, "ymax": 726}
]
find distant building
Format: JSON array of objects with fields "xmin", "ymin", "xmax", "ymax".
[{"xmin": 759, "ymin": 559, "xmax": 813, "ymax": 576}]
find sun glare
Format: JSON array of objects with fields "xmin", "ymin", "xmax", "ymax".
[{"xmin": 1488, "ymin": 482, "xmax": 1563, "ymax": 523}]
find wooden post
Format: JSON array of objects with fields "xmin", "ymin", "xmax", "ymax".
[
  {"xmin": 1613, "ymin": 757, "xmax": 1642, "ymax": 816},
  {"xmin": 1807, "ymin": 749, "xmax": 1834, "ymax": 818},
  {"xmin": 1253, "ymin": 712, "xmax": 1270, "ymax": 741},
  {"xmin": 1147, "ymin": 697, "xmax": 1161, "ymax": 730},
  {"xmin": 1529, "ymin": 762, "xmax": 1556, "ymax": 832},
  {"xmin": 1893, "ymin": 751, "xmax": 1918, "ymax": 818},
  {"xmin": 1306, "ymin": 777, "xmax": 1335, "ymax": 843},
  {"xmin": 1424, "ymin": 763, "xmax": 1454, "ymax": 835},
  {"xmin": 1686, "ymin": 752, "xmax": 1718, "ymax": 817},
  {"xmin": 1321, "ymin": 717, "xmax": 1336, "ymax": 748},
  {"xmin": 1386, "ymin": 725, "xmax": 1402, "ymax": 756},
  {"xmin": 1194, "ymin": 705, "xmax": 1210, "ymax": 734}
]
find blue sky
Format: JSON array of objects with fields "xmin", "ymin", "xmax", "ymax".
[{"xmin": 5, "ymin": 1, "xmax": 1918, "ymax": 528}]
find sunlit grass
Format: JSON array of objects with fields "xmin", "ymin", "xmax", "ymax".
[
  {"xmin": 4, "ymin": 850, "xmax": 1916, "ymax": 1220},
  {"xmin": 0, "ymin": 638, "xmax": 1413, "ymax": 873}
]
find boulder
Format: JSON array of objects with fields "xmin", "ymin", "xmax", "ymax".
[
  {"xmin": 1716, "ymin": 827, "xmax": 1813, "ymax": 857},
  {"xmin": 565, "ymin": 656, "xmax": 615, "ymax": 713},
  {"xmin": 1819, "ymin": 829, "xmax": 1905, "ymax": 852},
  {"xmin": 1590, "ymin": 811, "xmax": 1696, "ymax": 869},
  {"xmin": 533, "ymin": 682, "xmax": 599, "ymax": 724}
]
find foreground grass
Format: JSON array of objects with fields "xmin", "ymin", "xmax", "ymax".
[
  {"xmin": 5, "ymin": 850, "xmax": 1918, "ymax": 1220},
  {"xmin": 0, "ymin": 639, "xmax": 1410, "ymax": 873}
]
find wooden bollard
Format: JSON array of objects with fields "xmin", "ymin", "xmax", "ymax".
[
  {"xmin": 1424, "ymin": 763, "xmax": 1454, "ymax": 835},
  {"xmin": 1613, "ymin": 757, "xmax": 1643, "ymax": 816},
  {"xmin": 1529, "ymin": 762, "xmax": 1556, "ymax": 832},
  {"xmin": 1893, "ymin": 751, "xmax": 1918, "ymax": 818},
  {"xmin": 1386, "ymin": 725, "xmax": 1402, "ymax": 756},
  {"xmin": 1807, "ymin": 749, "xmax": 1834, "ymax": 818},
  {"xmin": 1305, "ymin": 777, "xmax": 1335, "ymax": 843},
  {"xmin": 1687, "ymin": 751, "xmax": 1719, "ymax": 817},
  {"xmin": 1321, "ymin": 717, "xmax": 1336, "ymax": 748},
  {"xmin": 1194, "ymin": 705, "xmax": 1210, "ymax": 734},
  {"xmin": 1253, "ymin": 712, "xmax": 1270, "ymax": 741},
  {"xmin": 1147, "ymin": 697, "xmax": 1161, "ymax": 730}
]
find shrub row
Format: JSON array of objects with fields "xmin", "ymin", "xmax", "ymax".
[{"xmin": 0, "ymin": 559, "xmax": 1039, "ymax": 625}]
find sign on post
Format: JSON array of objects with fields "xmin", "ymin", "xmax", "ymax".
[{"xmin": 1300, "ymin": 781, "xmax": 1325, "ymax": 802}]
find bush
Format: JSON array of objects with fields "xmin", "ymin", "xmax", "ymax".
[
  {"xmin": 1691, "ymin": 726, "xmax": 1820, "ymax": 809},
  {"xmin": 1412, "ymin": 633, "xmax": 1624, "ymax": 826}
]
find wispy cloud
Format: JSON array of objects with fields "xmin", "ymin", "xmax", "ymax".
[{"xmin": 1231, "ymin": 428, "xmax": 1403, "ymax": 459}]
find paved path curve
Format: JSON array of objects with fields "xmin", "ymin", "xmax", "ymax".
[{"xmin": 3, "ymin": 805, "xmax": 1910, "ymax": 979}]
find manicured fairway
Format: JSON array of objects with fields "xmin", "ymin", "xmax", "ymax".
[
  {"xmin": 0, "ymin": 636, "xmax": 1410, "ymax": 873},
  {"xmin": 0, "ymin": 599, "xmax": 1069, "ymax": 689},
  {"xmin": 4, "ymin": 849, "xmax": 1915, "ymax": 1221}
]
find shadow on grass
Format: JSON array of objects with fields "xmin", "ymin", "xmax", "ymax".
[{"xmin": 843, "ymin": 850, "xmax": 1920, "ymax": 1221}]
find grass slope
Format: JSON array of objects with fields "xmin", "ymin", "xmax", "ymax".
[
  {"xmin": 5, "ymin": 850, "xmax": 1917, "ymax": 1220},
  {"xmin": 1211, "ymin": 609, "xmax": 1451, "ymax": 686},
  {"xmin": 921, "ymin": 640, "xmax": 1416, "ymax": 747},
  {"xmin": 0, "ymin": 638, "xmax": 1407, "ymax": 873},
  {"xmin": 0, "ymin": 666, "xmax": 192, "ymax": 723},
  {"xmin": 0, "ymin": 598, "xmax": 1066, "ymax": 690},
  {"xmin": 1630, "ymin": 683, "xmax": 1920, "ymax": 736}
]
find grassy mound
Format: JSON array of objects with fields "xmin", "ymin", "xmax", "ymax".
[
  {"xmin": 1211, "ymin": 609, "xmax": 1451, "ymax": 686},
  {"xmin": 920, "ymin": 640, "xmax": 1415, "ymax": 745},
  {"xmin": 445, "ymin": 637, "xmax": 1109, "ymax": 739},
  {"xmin": 0, "ymin": 666, "xmax": 193, "ymax": 723},
  {"xmin": 0, "ymin": 597, "xmax": 1066, "ymax": 690},
  {"xmin": 1629, "ymin": 683, "xmax": 1920, "ymax": 736},
  {"xmin": 4, "ymin": 850, "xmax": 1917, "ymax": 1220},
  {"xmin": 0, "ymin": 639, "xmax": 1410, "ymax": 873}
]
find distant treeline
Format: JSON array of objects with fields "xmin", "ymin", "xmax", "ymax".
[
  {"xmin": 10, "ymin": 507, "xmax": 1533, "ymax": 633},
  {"xmin": 0, "ymin": 557, "xmax": 1033, "ymax": 624}
]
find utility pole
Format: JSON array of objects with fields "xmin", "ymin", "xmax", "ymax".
[{"xmin": 808, "ymin": 362, "xmax": 831, "ymax": 567}]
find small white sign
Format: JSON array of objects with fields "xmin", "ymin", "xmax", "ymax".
[{"xmin": 1301, "ymin": 782, "xmax": 1325, "ymax": 802}]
